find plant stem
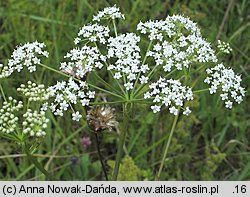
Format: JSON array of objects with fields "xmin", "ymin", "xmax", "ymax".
[
  {"xmin": 93, "ymin": 71, "xmax": 121, "ymax": 95},
  {"xmin": 23, "ymin": 143, "xmax": 52, "ymax": 180},
  {"xmin": 112, "ymin": 19, "xmax": 118, "ymax": 37},
  {"xmin": 94, "ymin": 133, "xmax": 108, "ymax": 181},
  {"xmin": 112, "ymin": 104, "xmax": 129, "ymax": 180},
  {"xmin": 194, "ymin": 88, "xmax": 209, "ymax": 93},
  {"xmin": 0, "ymin": 83, "xmax": 7, "ymax": 102},
  {"xmin": 156, "ymin": 109, "xmax": 180, "ymax": 180},
  {"xmin": 132, "ymin": 40, "xmax": 153, "ymax": 97}
]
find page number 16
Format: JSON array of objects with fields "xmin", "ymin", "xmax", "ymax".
[{"xmin": 234, "ymin": 185, "xmax": 247, "ymax": 193}]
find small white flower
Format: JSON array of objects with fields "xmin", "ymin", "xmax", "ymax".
[
  {"xmin": 183, "ymin": 107, "xmax": 191, "ymax": 116},
  {"xmin": 225, "ymin": 100, "xmax": 233, "ymax": 109},
  {"xmin": 72, "ymin": 111, "xmax": 82, "ymax": 121},
  {"xmin": 139, "ymin": 76, "xmax": 149, "ymax": 84},
  {"xmin": 151, "ymin": 105, "xmax": 161, "ymax": 113},
  {"xmin": 169, "ymin": 106, "xmax": 178, "ymax": 115},
  {"xmin": 124, "ymin": 82, "xmax": 133, "ymax": 90}
]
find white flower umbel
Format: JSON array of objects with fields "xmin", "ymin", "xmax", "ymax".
[
  {"xmin": 48, "ymin": 78, "xmax": 94, "ymax": 120},
  {"xmin": 60, "ymin": 46, "xmax": 106, "ymax": 78},
  {"xmin": 218, "ymin": 40, "xmax": 232, "ymax": 54},
  {"xmin": 0, "ymin": 97, "xmax": 23, "ymax": 134},
  {"xmin": 107, "ymin": 33, "xmax": 149, "ymax": 90},
  {"xmin": 137, "ymin": 15, "xmax": 201, "ymax": 41},
  {"xmin": 22, "ymin": 109, "xmax": 49, "ymax": 137},
  {"xmin": 2, "ymin": 41, "xmax": 49, "ymax": 77},
  {"xmin": 204, "ymin": 63, "xmax": 245, "ymax": 109},
  {"xmin": 141, "ymin": 15, "xmax": 217, "ymax": 73},
  {"xmin": 93, "ymin": 5, "xmax": 125, "ymax": 21},
  {"xmin": 144, "ymin": 78, "xmax": 193, "ymax": 115},
  {"xmin": 74, "ymin": 24, "xmax": 110, "ymax": 44},
  {"xmin": 17, "ymin": 81, "xmax": 51, "ymax": 102}
]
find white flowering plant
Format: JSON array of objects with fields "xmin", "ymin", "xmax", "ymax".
[{"xmin": 0, "ymin": 5, "xmax": 246, "ymax": 180}]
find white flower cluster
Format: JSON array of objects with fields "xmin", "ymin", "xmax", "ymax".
[
  {"xmin": 144, "ymin": 78, "xmax": 193, "ymax": 115},
  {"xmin": 204, "ymin": 63, "xmax": 245, "ymax": 109},
  {"xmin": 0, "ymin": 97, "xmax": 23, "ymax": 134},
  {"xmin": 107, "ymin": 33, "xmax": 149, "ymax": 90},
  {"xmin": 60, "ymin": 46, "xmax": 106, "ymax": 78},
  {"xmin": 93, "ymin": 5, "xmax": 125, "ymax": 21},
  {"xmin": 48, "ymin": 78, "xmax": 95, "ymax": 120},
  {"xmin": 218, "ymin": 40, "xmax": 232, "ymax": 54},
  {"xmin": 74, "ymin": 24, "xmax": 110, "ymax": 44},
  {"xmin": 17, "ymin": 81, "xmax": 50, "ymax": 102},
  {"xmin": 0, "ymin": 41, "xmax": 49, "ymax": 78},
  {"xmin": 140, "ymin": 15, "xmax": 217, "ymax": 73},
  {"xmin": 22, "ymin": 109, "xmax": 49, "ymax": 137},
  {"xmin": 137, "ymin": 15, "xmax": 201, "ymax": 40}
]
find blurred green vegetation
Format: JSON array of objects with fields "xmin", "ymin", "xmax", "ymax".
[{"xmin": 0, "ymin": 0, "xmax": 249, "ymax": 180}]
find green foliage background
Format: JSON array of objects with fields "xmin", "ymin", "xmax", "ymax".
[{"xmin": 0, "ymin": 0, "xmax": 249, "ymax": 180}]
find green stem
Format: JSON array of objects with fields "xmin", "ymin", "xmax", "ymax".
[
  {"xmin": 94, "ymin": 133, "xmax": 108, "ymax": 181},
  {"xmin": 112, "ymin": 104, "xmax": 129, "ymax": 180},
  {"xmin": 194, "ymin": 88, "xmax": 209, "ymax": 93},
  {"xmin": 23, "ymin": 143, "xmax": 52, "ymax": 180},
  {"xmin": 156, "ymin": 108, "xmax": 180, "ymax": 180},
  {"xmin": 0, "ymin": 83, "xmax": 7, "ymax": 102},
  {"xmin": 112, "ymin": 19, "xmax": 118, "ymax": 37},
  {"xmin": 90, "ymin": 100, "xmax": 125, "ymax": 105},
  {"xmin": 93, "ymin": 42, "xmax": 126, "ymax": 96},
  {"xmin": 39, "ymin": 63, "xmax": 70, "ymax": 78},
  {"xmin": 93, "ymin": 71, "xmax": 121, "ymax": 95},
  {"xmin": 88, "ymin": 83, "xmax": 124, "ymax": 99},
  {"xmin": 132, "ymin": 40, "xmax": 153, "ymax": 96}
]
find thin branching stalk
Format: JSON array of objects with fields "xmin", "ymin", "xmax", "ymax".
[
  {"xmin": 23, "ymin": 143, "xmax": 52, "ymax": 180},
  {"xmin": 156, "ymin": 108, "xmax": 180, "ymax": 180},
  {"xmin": 112, "ymin": 104, "xmax": 129, "ymax": 180},
  {"xmin": 112, "ymin": 19, "xmax": 118, "ymax": 37},
  {"xmin": 0, "ymin": 83, "xmax": 6, "ymax": 102}
]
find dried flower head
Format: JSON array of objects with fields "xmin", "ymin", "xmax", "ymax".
[{"xmin": 87, "ymin": 106, "xmax": 117, "ymax": 132}]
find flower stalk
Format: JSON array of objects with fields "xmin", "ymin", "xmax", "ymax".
[
  {"xmin": 94, "ymin": 133, "xmax": 109, "ymax": 181},
  {"xmin": 112, "ymin": 104, "xmax": 129, "ymax": 180},
  {"xmin": 156, "ymin": 107, "xmax": 180, "ymax": 180},
  {"xmin": 23, "ymin": 143, "xmax": 52, "ymax": 180}
]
